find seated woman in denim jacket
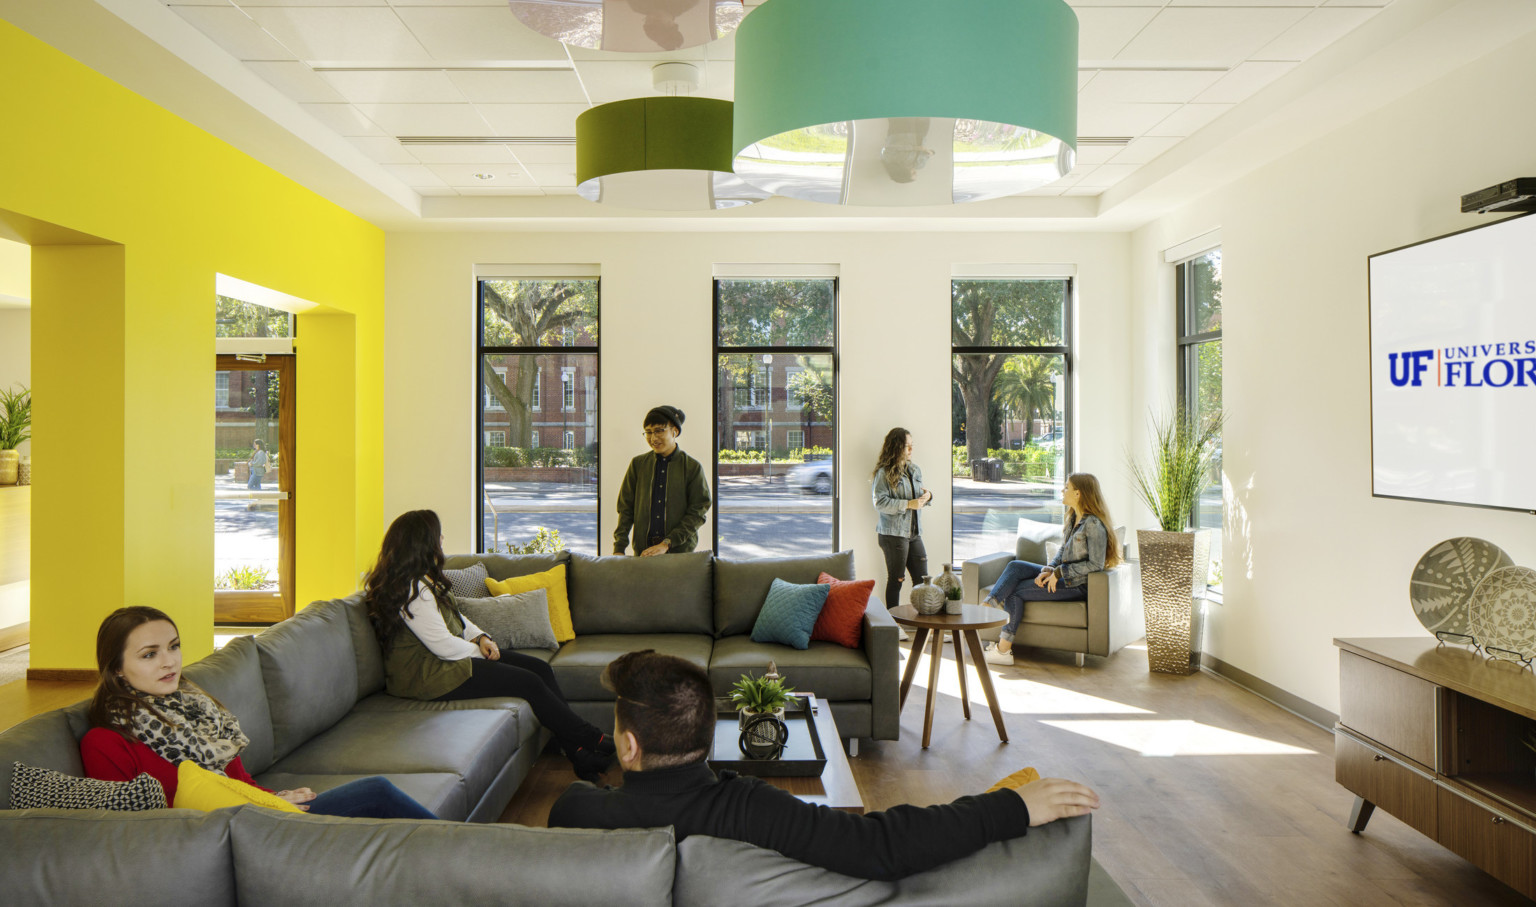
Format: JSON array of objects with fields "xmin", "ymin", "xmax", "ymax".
[{"xmin": 982, "ymin": 473, "xmax": 1121, "ymax": 666}]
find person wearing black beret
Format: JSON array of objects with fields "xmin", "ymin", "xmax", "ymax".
[{"xmin": 614, "ymin": 405, "xmax": 712, "ymax": 555}]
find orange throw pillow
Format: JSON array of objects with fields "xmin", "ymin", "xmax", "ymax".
[
  {"xmin": 986, "ymin": 766, "xmax": 1041, "ymax": 793},
  {"xmin": 812, "ymin": 572, "xmax": 874, "ymax": 648}
]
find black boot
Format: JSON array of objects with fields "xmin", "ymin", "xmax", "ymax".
[{"xmin": 570, "ymin": 747, "xmax": 612, "ymax": 784}]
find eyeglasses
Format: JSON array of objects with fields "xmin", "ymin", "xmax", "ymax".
[{"xmin": 643, "ymin": 428, "xmax": 671, "ymax": 437}]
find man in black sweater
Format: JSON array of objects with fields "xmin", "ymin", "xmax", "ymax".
[{"xmin": 547, "ymin": 650, "xmax": 1099, "ymax": 881}]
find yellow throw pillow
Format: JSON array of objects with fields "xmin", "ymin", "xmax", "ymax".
[
  {"xmin": 985, "ymin": 766, "xmax": 1041, "ymax": 793},
  {"xmin": 486, "ymin": 565, "xmax": 574, "ymax": 643},
  {"xmin": 173, "ymin": 761, "xmax": 304, "ymax": 813}
]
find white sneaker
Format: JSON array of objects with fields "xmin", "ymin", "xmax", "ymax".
[
  {"xmin": 982, "ymin": 643, "xmax": 1014, "ymax": 666},
  {"xmin": 898, "ymin": 628, "xmax": 910, "ymax": 642}
]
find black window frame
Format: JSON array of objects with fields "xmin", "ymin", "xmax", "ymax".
[
  {"xmin": 475, "ymin": 276, "xmax": 601, "ymax": 553},
  {"xmin": 1174, "ymin": 250, "xmax": 1222, "ymax": 531},
  {"xmin": 711, "ymin": 276, "xmax": 840, "ymax": 555}
]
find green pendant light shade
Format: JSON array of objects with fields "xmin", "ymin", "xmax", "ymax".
[
  {"xmin": 577, "ymin": 97, "xmax": 770, "ymax": 210},
  {"xmin": 732, "ymin": 0, "xmax": 1079, "ymax": 206}
]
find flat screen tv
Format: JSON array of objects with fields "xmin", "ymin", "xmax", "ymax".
[{"xmin": 1369, "ymin": 211, "xmax": 1536, "ymax": 513}]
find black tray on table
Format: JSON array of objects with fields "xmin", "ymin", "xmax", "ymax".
[{"xmin": 707, "ymin": 695, "xmax": 827, "ymax": 778}]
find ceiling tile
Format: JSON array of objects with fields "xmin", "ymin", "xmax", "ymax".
[
  {"xmin": 356, "ymin": 103, "xmax": 492, "ymax": 135},
  {"xmin": 1194, "ymin": 61, "xmax": 1296, "ymax": 104},
  {"xmin": 388, "ymin": 0, "xmax": 510, "ymax": 5},
  {"xmin": 171, "ymin": 6, "xmax": 298, "ymax": 61},
  {"xmin": 566, "ymin": 43, "xmax": 708, "ymax": 63},
  {"xmin": 1075, "ymin": 7, "xmax": 1161, "ymax": 60},
  {"xmin": 245, "ymin": 7, "xmax": 433, "ymax": 62},
  {"xmin": 301, "ymin": 103, "xmax": 386, "ymax": 136},
  {"xmin": 454, "ymin": 186, "xmax": 547, "ymax": 196},
  {"xmin": 1078, "ymin": 72, "xmax": 1096, "ymax": 90},
  {"xmin": 1253, "ymin": 8, "xmax": 1379, "ymax": 62},
  {"xmin": 319, "ymin": 70, "xmax": 466, "ymax": 104},
  {"xmin": 448, "ymin": 70, "xmax": 589, "ymax": 105},
  {"xmin": 346, "ymin": 135, "xmax": 420, "ymax": 164},
  {"xmin": 1072, "ymin": 145, "xmax": 1122, "ymax": 166},
  {"xmin": 1147, "ymin": 103, "xmax": 1233, "ymax": 137},
  {"xmin": 1062, "ymin": 187, "xmax": 1103, "ymax": 196},
  {"xmin": 568, "ymin": 60, "xmax": 649, "ymax": 104},
  {"xmin": 476, "ymin": 103, "xmax": 590, "ymax": 136},
  {"xmin": 1078, "ymin": 70, "xmax": 1225, "ymax": 105},
  {"xmin": 1074, "ymin": 163, "xmax": 1140, "ymax": 188},
  {"xmin": 1077, "ymin": 102, "xmax": 1182, "ymax": 137},
  {"xmin": 406, "ymin": 144, "xmax": 520, "ymax": 164},
  {"xmin": 1110, "ymin": 136, "xmax": 1181, "ymax": 165},
  {"xmin": 1116, "ymin": 7, "xmax": 1310, "ymax": 67},
  {"xmin": 1167, "ymin": 0, "xmax": 1318, "ymax": 6},
  {"xmin": 394, "ymin": 7, "xmax": 567, "ymax": 61},
  {"xmin": 522, "ymin": 164, "xmax": 578, "ymax": 187},
  {"xmin": 381, "ymin": 163, "xmax": 448, "ymax": 186},
  {"xmin": 425, "ymin": 162, "xmax": 535, "ymax": 188},
  {"xmin": 232, "ymin": 0, "xmax": 387, "ymax": 7},
  {"xmin": 245, "ymin": 61, "xmax": 347, "ymax": 103},
  {"xmin": 1067, "ymin": 0, "xmax": 1163, "ymax": 6},
  {"xmin": 508, "ymin": 145, "xmax": 577, "ymax": 166}
]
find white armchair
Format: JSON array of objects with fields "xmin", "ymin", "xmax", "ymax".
[{"xmin": 961, "ymin": 520, "xmax": 1144, "ymax": 666}]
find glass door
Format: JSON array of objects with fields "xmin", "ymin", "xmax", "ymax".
[{"xmin": 214, "ymin": 355, "xmax": 294, "ymax": 623}]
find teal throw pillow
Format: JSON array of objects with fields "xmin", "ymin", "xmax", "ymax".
[{"xmin": 750, "ymin": 578, "xmax": 830, "ymax": 650}]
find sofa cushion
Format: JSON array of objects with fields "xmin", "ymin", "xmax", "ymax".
[
  {"xmin": 709, "ymin": 636, "xmax": 872, "ymax": 702},
  {"xmin": 0, "ymin": 708, "xmax": 89, "ymax": 808},
  {"xmin": 229, "ymin": 809, "xmax": 676, "ymax": 907},
  {"xmin": 254, "ymin": 600, "xmax": 361, "ymax": 763},
  {"xmin": 568, "ymin": 551, "xmax": 714, "ymax": 636},
  {"xmin": 1016, "ymin": 519, "xmax": 1064, "ymax": 564},
  {"xmin": 714, "ymin": 551, "xmax": 856, "ymax": 638},
  {"xmin": 263, "ymin": 710, "xmax": 519, "ymax": 814},
  {"xmin": 351, "ymin": 693, "xmax": 541, "ymax": 750},
  {"xmin": 253, "ymin": 771, "xmax": 468, "ymax": 823},
  {"xmin": 339, "ymin": 595, "xmax": 386, "ymax": 698},
  {"xmin": 550, "ymin": 633, "xmax": 714, "ymax": 701},
  {"xmin": 446, "ymin": 551, "xmax": 570, "ymax": 581},
  {"xmin": 674, "ymin": 816, "xmax": 1091, "ymax": 907},
  {"xmin": 183, "ymin": 635, "xmax": 276, "ymax": 775},
  {"xmin": 0, "ymin": 808, "xmax": 237, "ymax": 906},
  {"xmin": 1022, "ymin": 600, "xmax": 1088, "ymax": 629},
  {"xmin": 750, "ymin": 579, "xmax": 829, "ymax": 650}
]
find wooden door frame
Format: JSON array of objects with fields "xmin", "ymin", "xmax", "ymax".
[{"xmin": 214, "ymin": 354, "xmax": 295, "ymax": 623}]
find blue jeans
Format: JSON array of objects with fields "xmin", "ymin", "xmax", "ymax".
[
  {"xmin": 247, "ymin": 471, "xmax": 262, "ymax": 490},
  {"xmin": 304, "ymin": 776, "xmax": 438, "ymax": 820},
  {"xmin": 987, "ymin": 560, "xmax": 1086, "ymax": 642}
]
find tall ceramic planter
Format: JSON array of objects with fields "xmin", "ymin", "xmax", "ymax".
[
  {"xmin": 0, "ymin": 450, "xmax": 18, "ymax": 485},
  {"xmin": 1137, "ymin": 529, "xmax": 1212, "ymax": 675}
]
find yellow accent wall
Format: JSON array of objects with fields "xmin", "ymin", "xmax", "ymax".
[{"xmin": 0, "ymin": 19, "xmax": 385, "ymax": 669}]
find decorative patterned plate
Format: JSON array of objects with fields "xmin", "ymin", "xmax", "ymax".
[
  {"xmin": 1409, "ymin": 537, "xmax": 1514, "ymax": 638},
  {"xmin": 1469, "ymin": 566, "xmax": 1536, "ymax": 658}
]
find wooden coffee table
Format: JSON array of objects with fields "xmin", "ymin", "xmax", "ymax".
[
  {"xmin": 732, "ymin": 694, "xmax": 864, "ymax": 813},
  {"xmin": 890, "ymin": 604, "xmax": 1010, "ymax": 748}
]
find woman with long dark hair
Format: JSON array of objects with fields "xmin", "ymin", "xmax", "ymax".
[
  {"xmin": 363, "ymin": 509, "xmax": 614, "ymax": 781},
  {"xmin": 981, "ymin": 473, "xmax": 1122, "ymax": 666},
  {"xmin": 81, "ymin": 606, "xmax": 436, "ymax": 817},
  {"xmin": 871, "ymin": 427, "xmax": 932, "ymax": 612}
]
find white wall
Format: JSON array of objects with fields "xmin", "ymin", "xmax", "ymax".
[
  {"xmin": 1131, "ymin": 28, "xmax": 1536, "ymax": 714},
  {"xmin": 0, "ymin": 309, "xmax": 28, "ymax": 459},
  {"xmin": 385, "ymin": 230, "xmax": 1132, "ymax": 603}
]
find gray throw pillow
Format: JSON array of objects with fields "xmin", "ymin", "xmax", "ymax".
[
  {"xmin": 10, "ymin": 762, "xmax": 167, "ymax": 811},
  {"xmin": 456, "ymin": 590, "xmax": 560, "ymax": 652},
  {"xmin": 443, "ymin": 562, "xmax": 490, "ymax": 600}
]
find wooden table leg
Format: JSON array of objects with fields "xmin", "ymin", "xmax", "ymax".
[
  {"xmin": 898, "ymin": 627, "xmax": 929, "ymax": 710},
  {"xmin": 963, "ymin": 629, "xmax": 1009, "ymax": 743},
  {"xmin": 953, "ymin": 629, "xmax": 971, "ymax": 720},
  {"xmin": 922, "ymin": 626, "xmax": 944, "ymax": 748}
]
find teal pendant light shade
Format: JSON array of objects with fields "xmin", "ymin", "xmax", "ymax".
[
  {"xmin": 577, "ymin": 97, "xmax": 770, "ymax": 210},
  {"xmin": 732, "ymin": 0, "xmax": 1079, "ymax": 206},
  {"xmin": 508, "ymin": 0, "xmax": 747, "ymax": 53}
]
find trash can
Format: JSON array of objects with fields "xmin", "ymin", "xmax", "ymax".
[
  {"xmin": 969, "ymin": 459, "xmax": 987, "ymax": 482},
  {"xmin": 985, "ymin": 458, "xmax": 1003, "ymax": 482}
]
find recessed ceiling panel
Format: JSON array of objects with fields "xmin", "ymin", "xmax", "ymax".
[
  {"xmin": 1077, "ymin": 102, "xmax": 1182, "ymax": 138},
  {"xmin": 301, "ymin": 103, "xmax": 387, "ymax": 136},
  {"xmin": 1078, "ymin": 70, "xmax": 1225, "ymax": 106},
  {"xmin": 1194, "ymin": 61, "xmax": 1296, "ymax": 104},
  {"xmin": 1117, "ymin": 7, "xmax": 1310, "ymax": 67},
  {"xmin": 509, "ymin": 144, "xmax": 579, "ymax": 166},
  {"xmin": 477, "ymin": 103, "xmax": 591, "ymax": 136},
  {"xmin": 1147, "ymin": 103, "xmax": 1233, "ymax": 137},
  {"xmin": 1075, "ymin": 7, "xmax": 1161, "ymax": 60},
  {"xmin": 447, "ymin": 71, "xmax": 590, "ymax": 105},
  {"xmin": 395, "ymin": 7, "xmax": 567, "ymax": 61},
  {"xmin": 246, "ymin": 61, "xmax": 347, "ymax": 103},
  {"xmin": 1110, "ymin": 136, "xmax": 1181, "ymax": 165},
  {"xmin": 354, "ymin": 103, "xmax": 491, "ymax": 135},
  {"xmin": 523, "ymin": 164, "xmax": 579, "ymax": 188},
  {"xmin": 1254, "ymin": 8, "xmax": 1379, "ymax": 62},
  {"xmin": 319, "ymin": 70, "xmax": 466, "ymax": 104},
  {"xmin": 407, "ymin": 144, "xmax": 520, "ymax": 164},
  {"xmin": 1074, "ymin": 163, "xmax": 1139, "ymax": 187},
  {"xmin": 245, "ymin": 7, "xmax": 433, "ymax": 62},
  {"xmin": 171, "ymin": 6, "xmax": 299, "ymax": 61},
  {"xmin": 425, "ymin": 162, "xmax": 533, "ymax": 187}
]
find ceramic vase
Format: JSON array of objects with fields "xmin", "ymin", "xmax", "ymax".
[{"xmin": 911, "ymin": 575, "xmax": 945, "ymax": 615}]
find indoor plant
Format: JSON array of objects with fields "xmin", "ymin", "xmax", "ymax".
[
  {"xmin": 0, "ymin": 385, "xmax": 30, "ymax": 486},
  {"xmin": 1127, "ymin": 403, "xmax": 1225, "ymax": 675},
  {"xmin": 730, "ymin": 669, "xmax": 796, "ymax": 728}
]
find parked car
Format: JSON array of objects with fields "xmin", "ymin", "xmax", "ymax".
[{"xmin": 788, "ymin": 455, "xmax": 834, "ymax": 495}]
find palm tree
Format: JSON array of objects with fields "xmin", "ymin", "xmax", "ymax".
[{"xmin": 993, "ymin": 356, "xmax": 1058, "ymax": 449}]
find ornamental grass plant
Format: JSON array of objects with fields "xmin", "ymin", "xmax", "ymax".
[{"xmin": 1128, "ymin": 404, "xmax": 1225, "ymax": 532}]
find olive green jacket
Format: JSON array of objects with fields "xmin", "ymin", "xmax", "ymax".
[
  {"xmin": 613, "ymin": 448, "xmax": 711, "ymax": 554},
  {"xmin": 383, "ymin": 596, "xmax": 473, "ymax": 701}
]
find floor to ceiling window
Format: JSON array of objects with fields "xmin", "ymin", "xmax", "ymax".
[{"xmin": 1176, "ymin": 248, "xmax": 1223, "ymax": 589}]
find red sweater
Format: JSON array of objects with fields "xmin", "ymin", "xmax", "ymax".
[{"xmin": 80, "ymin": 727, "xmax": 269, "ymax": 804}]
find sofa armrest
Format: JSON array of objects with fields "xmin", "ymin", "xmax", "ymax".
[
  {"xmin": 861, "ymin": 600, "xmax": 901, "ymax": 741},
  {"xmin": 961, "ymin": 552, "xmax": 1013, "ymax": 604},
  {"xmin": 1085, "ymin": 565, "xmax": 1145, "ymax": 658}
]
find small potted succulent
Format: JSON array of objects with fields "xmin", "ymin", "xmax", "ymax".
[{"xmin": 730, "ymin": 665, "xmax": 795, "ymax": 729}]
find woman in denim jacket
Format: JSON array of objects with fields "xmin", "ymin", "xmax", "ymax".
[
  {"xmin": 982, "ymin": 473, "xmax": 1121, "ymax": 666},
  {"xmin": 871, "ymin": 428, "xmax": 932, "ymax": 611}
]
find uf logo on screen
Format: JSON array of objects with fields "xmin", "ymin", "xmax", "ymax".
[{"xmin": 1388, "ymin": 350, "xmax": 1435, "ymax": 387}]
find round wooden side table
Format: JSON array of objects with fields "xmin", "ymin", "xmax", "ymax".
[{"xmin": 889, "ymin": 604, "xmax": 1010, "ymax": 748}]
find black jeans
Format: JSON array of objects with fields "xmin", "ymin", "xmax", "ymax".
[
  {"xmin": 437, "ymin": 653, "xmax": 602, "ymax": 753},
  {"xmin": 877, "ymin": 533, "xmax": 929, "ymax": 610}
]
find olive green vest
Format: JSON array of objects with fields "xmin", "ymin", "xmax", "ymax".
[{"xmin": 383, "ymin": 597, "xmax": 474, "ymax": 701}]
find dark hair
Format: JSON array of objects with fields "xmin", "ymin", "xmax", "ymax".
[
  {"xmin": 88, "ymin": 606, "xmax": 179, "ymax": 736},
  {"xmin": 363, "ymin": 510, "xmax": 457, "ymax": 652},
  {"xmin": 871, "ymin": 427, "xmax": 911, "ymax": 486},
  {"xmin": 252, "ymin": 439, "xmax": 264, "ymax": 450},
  {"xmin": 602, "ymin": 649, "xmax": 714, "ymax": 769},
  {"xmin": 643, "ymin": 405, "xmax": 685, "ymax": 434}
]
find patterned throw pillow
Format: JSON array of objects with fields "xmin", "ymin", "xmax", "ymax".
[
  {"xmin": 751, "ymin": 579, "xmax": 830, "ymax": 650},
  {"xmin": 456, "ymin": 590, "xmax": 561, "ymax": 652},
  {"xmin": 443, "ymin": 563, "xmax": 491, "ymax": 601},
  {"xmin": 10, "ymin": 762, "xmax": 167, "ymax": 811}
]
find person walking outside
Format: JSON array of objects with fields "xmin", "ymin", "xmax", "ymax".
[{"xmin": 246, "ymin": 439, "xmax": 268, "ymax": 491}]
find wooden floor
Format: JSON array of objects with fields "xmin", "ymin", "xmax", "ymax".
[{"xmin": 5, "ymin": 641, "xmax": 1532, "ymax": 905}]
